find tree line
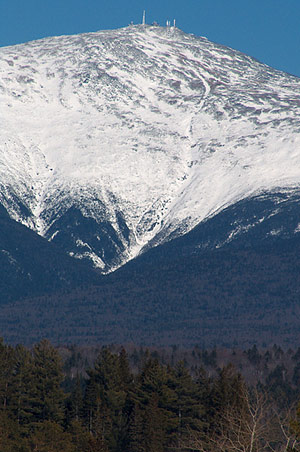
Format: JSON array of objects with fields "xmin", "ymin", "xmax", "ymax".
[{"xmin": 1, "ymin": 338, "xmax": 300, "ymax": 451}]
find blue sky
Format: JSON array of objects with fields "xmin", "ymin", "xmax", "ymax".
[{"xmin": 1, "ymin": 0, "xmax": 300, "ymax": 76}]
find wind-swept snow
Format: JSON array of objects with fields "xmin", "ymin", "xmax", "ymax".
[{"xmin": 1, "ymin": 25, "xmax": 300, "ymax": 270}]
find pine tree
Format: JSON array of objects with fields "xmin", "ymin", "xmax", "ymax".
[
  {"xmin": 30, "ymin": 339, "xmax": 65, "ymax": 426},
  {"xmin": 67, "ymin": 419, "xmax": 92, "ymax": 452},
  {"xmin": 209, "ymin": 363, "xmax": 248, "ymax": 435},
  {"xmin": 29, "ymin": 420, "xmax": 74, "ymax": 452},
  {"xmin": 0, "ymin": 410, "xmax": 27, "ymax": 452},
  {"xmin": 143, "ymin": 393, "xmax": 165, "ymax": 452},
  {"xmin": 128, "ymin": 358, "xmax": 178, "ymax": 450},
  {"xmin": 84, "ymin": 348, "xmax": 131, "ymax": 452},
  {"xmin": 0, "ymin": 338, "xmax": 15, "ymax": 412},
  {"xmin": 172, "ymin": 361, "xmax": 206, "ymax": 440},
  {"xmin": 66, "ymin": 373, "xmax": 84, "ymax": 425},
  {"xmin": 84, "ymin": 375, "xmax": 101, "ymax": 434},
  {"xmin": 118, "ymin": 348, "xmax": 133, "ymax": 392},
  {"xmin": 9, "ymin": 344, "xmax": 34, "ymax": 432},
  {"xmin": 128, "ymin": 403, "xmax": 145, "ymax": 452},
  {"xmin": 87, "ymin": 434, "xmax": 109, "ymax": 452}
]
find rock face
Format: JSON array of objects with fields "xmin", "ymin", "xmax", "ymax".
[{"xmin": 1, "ymin": 24, "xmax": 300, "ymax": 274}]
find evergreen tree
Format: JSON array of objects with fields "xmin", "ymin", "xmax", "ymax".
[
  {"xmin": 172, "ymin": 361, "xmax": 206, "ymax": 440},
  {"xmin": 118, "ymin": 348, "xmax": 133, "ymax": 392},
  {"xmin": 10, "ymin": 344, "xmax": 34, "ymax": 432},
  {"xmin": 67, "ymin": 419, "xmax": 93, "ymax": 452},
  {"xmin": 87, "ymin": 434, "xmax": 109, "ymax": 452},
  {"xmin": 84, "ymin": 348, "xmax": 131, "ymax": 452},
  {"xmin": 0, "ymin": 338, "xmax": 15, "ymax": 412},
  {"xmin": 208, "ymin": 363, "xmax": 248, "ymax": 439},
  {"xmin": 66, "ymin": 374, "xmax": 84, "ymax": 425},
  {"xmin": 143, "ymin": 393, "xmax": 165, "ymax": 452},
  {"xmin": 128, "ymin": 403, "xmax": 145, "ymax": 452},
  {"xmin": 0, "ymin": 411, "xmax": 27, "ymax": 452},
  {"xmin": 84, "ymin": 375, "xmax": 102, "ymax": 434},
  {"xmin": 30, "ymin": 339, "xmax": 65, "ymax": 426},
  {"xmin": 29, "ymin": 420, "xmax": 74, "ymax": 452},
  {"xmin": 128, "ymin": 358, "xmax": 178, "ymax": 450}
]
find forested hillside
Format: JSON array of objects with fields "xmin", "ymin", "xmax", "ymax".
[
  {"xmin": 1, "ymin": 339, "xmax": 300, "ymax": 451},
  {"xmin": 1, "ymin": 235, "xmax": 300, "ymax": 347}
]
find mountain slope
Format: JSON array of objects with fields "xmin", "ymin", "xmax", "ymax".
[
  {"xmin": 0, "ymin": 205, "xmax": 100, "ymax": 303},
  {"xmin": 1, "ymin": 25, "xmax": 300, "ymax": 272},
  {"xmin": 1, "ymin": 235, "xmax": 300, "ymax": 347}
]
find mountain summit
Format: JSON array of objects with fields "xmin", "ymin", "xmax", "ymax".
[{"xmin": 1, "ymin": 25, "xmax": 300, "ymax": 274}]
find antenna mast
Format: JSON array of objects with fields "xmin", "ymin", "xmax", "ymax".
[{"xmin": 142, "ymin": 10, "xmax": 146, "ymax": 25}]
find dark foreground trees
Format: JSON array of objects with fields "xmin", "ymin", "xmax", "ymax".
[{"xmin": 0, "ymin": 339, "xmax": 300, "ymax": 451}]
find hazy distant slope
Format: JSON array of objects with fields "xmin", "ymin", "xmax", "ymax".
[{"xmin": 1, "ymin": 234, "xmax": 300, "ymax": 347}]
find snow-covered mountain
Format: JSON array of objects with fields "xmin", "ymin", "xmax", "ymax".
[{"xmin": 1, "ymin": 24, "xmax": 300, "ymax": 273}]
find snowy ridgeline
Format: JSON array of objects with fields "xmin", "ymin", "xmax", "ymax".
[{"xmin": 1, "ymin": 25, "xmax": 300, "ymax": 271}]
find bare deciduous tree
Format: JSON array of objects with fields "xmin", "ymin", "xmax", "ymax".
[{"xmin": 182, "ymin": 388, "xmax": 300, "ymax": 452}]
